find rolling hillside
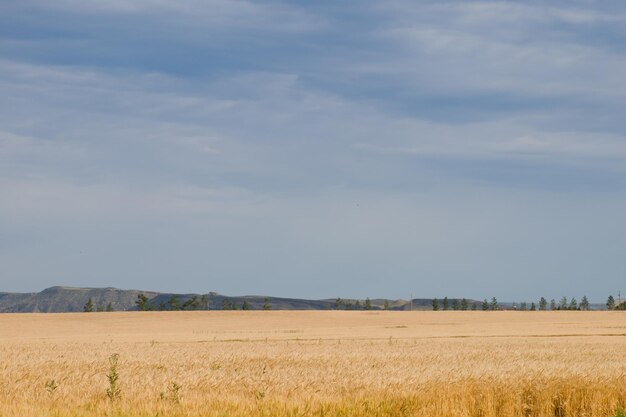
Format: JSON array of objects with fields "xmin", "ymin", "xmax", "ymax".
[{"xmin": 0, "ymin": 286, "xmax": 431, "ymax": 312}]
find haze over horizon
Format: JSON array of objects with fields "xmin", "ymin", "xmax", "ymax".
[{"xmin": 2, "ymin": 1, "xmax": 626, "ymax": 301}]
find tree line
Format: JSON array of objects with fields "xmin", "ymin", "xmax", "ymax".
[
  {"xmin": 83, "ymin": 294, "xmax": 626, "ymax": 312},
  {"xmin": 333, "ymin": 297, "xmax": 378, "ymax": 310},
  {"xmin": 431, "ymin": 295, "xmax": 626, "ymax": 311},
  {"xmin": 84, "ymin": 294, "xmax": 273, "ymax": 312}
]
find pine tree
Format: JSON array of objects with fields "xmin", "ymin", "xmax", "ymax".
[
  {"xmin": 559, "ymin": 297, "xmax": 568, "ymax": 310},
  {"xmin": 242, "ymin": 299, "xmax": 249, "ymax": 310},
  {"xmin": 520, "ymin": 302, "xmax": 527, "ymax": 311},
  {"xmin": 443, "ymin": 297, "xmax": 449, "ymax": 311},
  {"xmin": 607, "ymin": 295, "xmax": 615, "ymax": 310},
  {"xmin": 106, "ymin": 302, "xmax": 114, "ymax": 312},
  {"xmin": 482, "ymin": 299, "xmax": 489, "ymax": 311},
  {"xmin": 471, "ymin": 302, "xmax": 478, "ymax": 311},
  {"xmin": 136, "ymin": 294, "xmax": 149, "ymax": 311},
  {"xmin": 334, "ymin": 298, "xmax": 343, "ymax": 310},
  {"xmin": 432, "ymin": 298, "xmax": 439, "ymax": 311},
  {"xmin": 550, "ymin": 299, "xmax": 557, "ymax": 310},
  {"xmin": 580, "ymin": 296, "xmax": 589, "ymax": 311},
  {"xmin": 83, "ymin": 298, "xmax": 94, "ymax": 313},
  {"xmin": 461, "ymin": 298, "xmax": 468, "ymax": 311},
  {"xmin": 169, "ymin": 295, "xmax": 179, "ymax": 311},
  {"xmin": 383, "ymin": 299, "xmax": 389, "ymax": 310},
  {"xmin": 452, "ymin": 299, "xmax": 460, "ymax": 310},
  {"xmin": 490, "ymin": 297, "xmax": 498, "ymax": 311},
  {"xmin": 355, "ymin": 300, "xmax": 361, "ymax": 310},
  {"xmin": 200, "ymin": 294, "xmax": 209, "ymax": 310},
  {"xmin": 263, "ymin": 298, "xmax": 271, "ymax": 310},
  {"xmin": 365, "ymin": 298, "xmax": 372, "ymax": 310},
  {"xmin": 539, "ymin": 297, "xmax": 547, "ymax": 311},
  {"xmin": 530, "ymin": 302, "xmax": 536, "ymax": 311},
  {"xmin": 569, "ymin": 297, "xmax": 578, "ymax": 311}
]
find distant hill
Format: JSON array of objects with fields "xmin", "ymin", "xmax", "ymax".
[
  {"xmin": 0, "ymin": 286, "xmax": 428, "ymax": 313},
  {"xmin": 0, "ymin": 286, "xmax": 159, "ymax": 313}
]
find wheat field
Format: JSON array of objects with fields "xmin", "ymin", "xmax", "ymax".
[{"xmin": 1, "ymin": 311, "xmax": 625, "ymax": 417}]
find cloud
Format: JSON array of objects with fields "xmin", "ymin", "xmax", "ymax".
[
  {"xmin": 11, "ymin": 0, "xmax": 325, "ymax": 33},
  {"xmin": 354, "ymin": 129, "xmax": 626, "ymax": 161},
  {"xmin": 0, "ymin": 176, "xmax": 260, "ymax": 220},
  {"xmin": 2, "ymin": 54, "xmax": 626, "ymax": 195}
]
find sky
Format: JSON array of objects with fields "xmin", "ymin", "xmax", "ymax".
[{"xmin": 1, "ymin": 1, "xmax": 626, "ymax": 302}]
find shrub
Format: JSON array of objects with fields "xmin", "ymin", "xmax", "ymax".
[{"xmin": 106, "ymin": 354, "xmax": 121, "ymax": 401}]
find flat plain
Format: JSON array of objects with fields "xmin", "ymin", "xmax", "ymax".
[{"xmin": 1, "ymin": 311, "xmax": 626, "ymax": 417}]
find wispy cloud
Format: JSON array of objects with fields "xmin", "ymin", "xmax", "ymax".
[{"xmin": 19, "ymin": 0, "xmax": 325, "ymax": 32}]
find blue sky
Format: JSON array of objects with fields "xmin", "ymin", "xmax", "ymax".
[{"xmin": 1, "ymin": 1, "xmax": 626, "ymax": 301}]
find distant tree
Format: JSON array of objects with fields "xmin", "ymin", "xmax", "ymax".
[
  {"xmin": 182, "ymin": 296, "xmax": 199, "ymax": 310},
  {"xmin": 231, "ymin": 302, "xmax": 237, "ymax": 310},
  {"xmin": 383, "ymin": 299, "xmax": 389, "ymax": 310},
  {"xmin": 432, "ymin": 298, "xmax": 439, "ymax": 311},
  {"xmin": 106, "ymin": 302, "xmax": 114, "ymax": 312},
  {"xmin": 482, "ymin": 299, "xmax": 489, "ymax": 311},
  {"xmin": 136, "ymin": 294, "xmax": 149, "ymax": 311},
  {"xmin": 443, "ymin": 297, "xmax": 449, "ymax": 311},
  {"xmin": 200, "ymin": 294, "xmax": 209, "ymax": 310},
  {"xmin": 520, "ymin": 302, "xmax": 527, "ymax": 311},
  {"xmin": 335, "ymin": 298, "xmax": 343, "ymax": 310},
  {"xmin": 242, "ymin": 299, "xmax": 250, "ymax": 310},
  {"xmin": 461, "ymin": 298, "xmax": 468, "ymax": 311},
  {"xmin": 471, "ymin": 302, "xmax": 478, "ymax": 311},
  {"xmin": 365, "ymin": 298, "xmax": 372, "ymax": 310},
  {"xmin": 550, "ymin": 299, "xmax": 557, "ymax": 310},
  {"xmin": 355, "ymin": 300, "xmax": 361, "ymax": 310},
  {"xmin": 569, "ymin": 297, "xmax": 578, "ymax": 311},
  {"xmin": 159, "ymin": 301, "xmax": 166, "ymax": 311},
  {"xmin": 83, "ymin": 298, "xmax": 94, "ymax": 313},
  {"xmin": 580, "ymin": 296, "xmax": 589, "ymax": 311},
  {"xmin": 539, "ymin": 297, "xmax": 547, "ymax": 311},
  {"xmin": 490, "ymin": 297, "xmax": 498, "ymax": 311},
  {"xmin": 530, "ymin": 302, "xmax": 536, "ymax": 311},
  {"xmin": 263, "ymin": 298, "xmax": 271, "ymax": 310},
  {"xmin": 452, "ymin": 299, "xmax": 460, "ymax": 311},
  {"xmin": 607, "ymin": 295, "xmax": 615, "ymax": 310},
  {"xmin": 559, "ymin": 297, "xmax": 568, "ymax": 310},
  {"xmin": 616, "ymin": 300, "xmax": 626, "ymax": 311},
  {"xmin": 169, "ymin": 295, "xmax": 179, "ymax": 311}
]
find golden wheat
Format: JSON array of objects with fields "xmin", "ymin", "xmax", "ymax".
[{"xmin": 1, "ymin": 311, "xmax": 625, "ymax": 416}]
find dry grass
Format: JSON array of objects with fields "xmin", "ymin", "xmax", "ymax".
[{"xmin": 1, "ymin": 311, "xmax": 626, "ymax": 416}]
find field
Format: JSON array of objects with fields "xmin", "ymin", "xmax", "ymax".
[{"xmin": 1, "ymin": 311, "xmax": 626, "ymax": 417}]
